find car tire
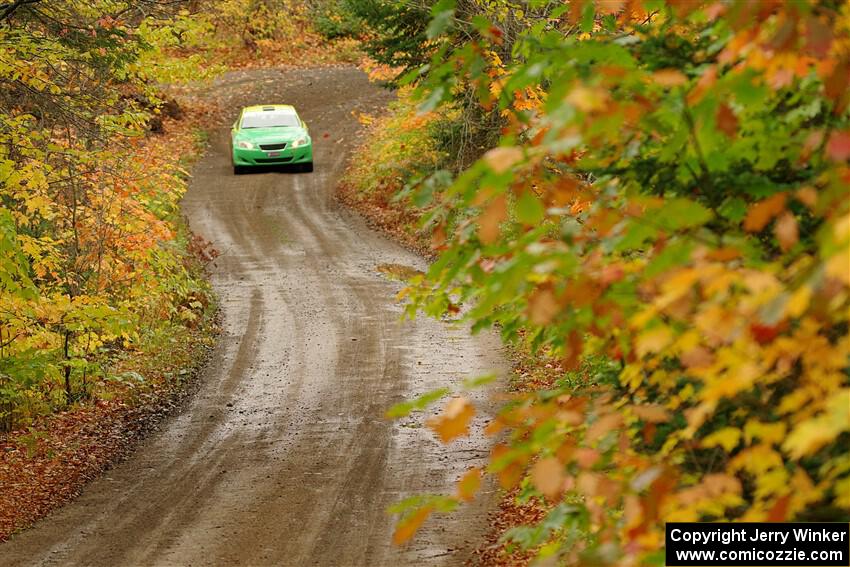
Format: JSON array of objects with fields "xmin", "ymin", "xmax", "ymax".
[
  {"xmin": 301, "ymin": 162, "xmax": 314, "ymax": 173},
  {"xmin": 234, "ymin": 165, "xmax": 246, "ymax": 175}
]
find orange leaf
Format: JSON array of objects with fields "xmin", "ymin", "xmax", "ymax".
[
  {"xmin": 586, "ymin": 413, "xmax": 622, "ymax": 443},
  {"xmin": 531, "ymin": 457, "xmax": 565, "ymax": 500},
  {"xmin": 743, "ymin": 193, "xmax": 787, "ymax": 232},
  {"xmin": 774, "ymin": 211, "xmax": 799, "ymax": 251},
  {"xmin": 768, "ymin": 67, "xmax": 794, "ymax": 90},
  {"xmin": 492, "ymin": 443, "xmax": 526, "ymax": 489},
  {"xmin": 431, "ymin": 223, "xmax": 447, "ymax": 249},
  {"xmin": 716, "ymin": 103, "xmax": 738, "ymax": 137},
  {"xmin": 574, "ymin": 447, "xmax": 601, "ymax": 469},
  {"xmin": 478, "ymin": 195, "xmax": 507, "ymax": 245},
  {"xmin": 826, "ymin": 131, "xmax": 850, "ymax": 162},
  {"xmin": 805, "ymin": 16, "xmax": 832, "ymax": 57},
  {"xmin": 566, "ymin": 86, "xmax": 607, "ymax": 112},
  {"xmin": 688, "ymin": 65, "xmax": 717, "ymax": 104},
  {"xmin": 484, "ymin": 146, "xmax": 522, "ymax": 173},
  {"xmin": 527, "ymin": 285, "xmax": 561, "ymax": 325},
  {"xmin": 484, "ymin": 418, "xmax": 506, "ymax": 436},
  {"xmin": 498, "ymin": 463, "xmax": 524, "ymax": 490},
  {"xmin": 824, "ymin": 58, "xmax": 850, "ymax": 111},
  {"xmin": 457, "ymin": 467, "xmax": 482, "ymax": 502},
  {"xmin": 653, "ymin": 69, "xmax": 688, "ymax": 87},
  {"xmin": 680, "ymin": 346, "xmax": 714, "ymax": 369},
  {"xmin": 427, "ymin": 397, "xmax": 475, "ymax": 443},
  {"xmin": 562, "ymin": 330, "xmax": 583, "ymax": 371},
  {"xmin": 567, "ymin": 0, "xmax": 586, "ymax": 24},
  {"xmin": 632, "ymin": 404, "xmax": 671, "ymax": 423},
  {"xmin": 547, "ymin": 176, "xmax": 581, "ymax": 206},
  {"xmin": 597, "ymin": 0, "xmax": 625, "ymax": 15},
  {"xmin": 768, "ymin": 494, "xmax": 792, "ymax": 522},
  {"xmin": 706, "ymin": 247, "xmax": 741, "ymax": 261},
  {"xmin": 795, "ymin": 186, "xmax": 817, "ymax": 209},
  {"xmin": 392, "ymin": 505, "xmax": 433, "ymax": 545},
  {"xmin": 600, "ymin": 263, "xmax": 625, "ymax": 285}
]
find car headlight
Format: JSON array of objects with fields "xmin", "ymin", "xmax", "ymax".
[
  {"xmin": 291, "ymin": 136, "xmax": 309, "ymax": 148},
  {"xmin": 236, "ymin": 140, "xmax": 254, "ymax": 149}
]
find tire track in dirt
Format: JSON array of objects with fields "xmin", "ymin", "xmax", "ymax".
[{"xmin": 0, "ymin": 67, "xmax": 504, "ymax": 567}]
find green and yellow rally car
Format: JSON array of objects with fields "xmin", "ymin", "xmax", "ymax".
[{"xmin": 230, "ymin": 104, "xmax": 313, "ymax": 174}]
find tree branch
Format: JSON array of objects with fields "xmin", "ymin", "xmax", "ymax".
[{"xmin": 0, "ymin": 0, "xmax": 41, "ymax": 22}]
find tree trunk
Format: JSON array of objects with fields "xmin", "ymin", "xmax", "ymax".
[{"xmin": 64, "ymin": 330, "xmax": 72, "ymax": 405}]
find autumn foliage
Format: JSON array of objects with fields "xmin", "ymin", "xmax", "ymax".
[
  {"xmin": 0, "ymin": 1, "xmax": 228, "ymax": 432},
  {"xmin": 356, "ymin": 0, "xmax": 850, "ymax": 562},
  {"xmin": 0, "ymin": 0, "xmax": 354, "ymax": 433}
]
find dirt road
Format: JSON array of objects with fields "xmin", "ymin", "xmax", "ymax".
[{"xmin": 0, "ymin": 67, "xmax": 504, "ymax": 566}]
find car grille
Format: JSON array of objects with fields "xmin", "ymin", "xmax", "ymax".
[
  {"xmin": 259, "ymin": 143, "xmax": 287, "ymax": 150},
  {"xmin": 256, "ymin": 156, "xmax": 293, "ymax": 163}
]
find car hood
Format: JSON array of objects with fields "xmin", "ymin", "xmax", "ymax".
[{"xmin": 235, "ymin": 126, "xmax": 307, "ymax": 143}]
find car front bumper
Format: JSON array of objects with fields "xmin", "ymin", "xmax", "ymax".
[{"xmin": 232, "ymin": 144, "xmax": 312, "ymax": 166}]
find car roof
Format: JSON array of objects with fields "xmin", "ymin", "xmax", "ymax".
[{"xmin": 242, "ymin": 104, "xmax": 297, "ymax": 114}]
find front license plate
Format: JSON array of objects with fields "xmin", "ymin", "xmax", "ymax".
[{"xmin": 267, "ymin": 151, "xmax": 281, "ymax": 157}]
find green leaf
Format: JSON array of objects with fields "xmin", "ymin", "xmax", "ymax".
[
  {"xmin": 515, "ymin": 191, "xmax": 545, "ymax": 225},
  {"xmin": 646, "ymin": 240, "xmax": 694, "ymax": 277},
  {"xmin": 462, "ymin": 373, "xmax": 498, "ymax": 389},
  {"xmin": 385, "ymin": 387, "xmax": 450, "ymax": 418},
  {"xmin": 580, "ymin": 2, "xmax": 596, "ymax": 33},
  {"xmin": 655, "ymin": 198, "xmax": 714, "ymax": 230},
  {"xmin": 615, "ymin": 222, "xmax": 659, "ymax": 251},
  {"xmin": 719, "ymin": 197, "xmax": 747, "ymax": 222},
  {"xmin": 427, "ymin": 0, "xmax": 455, "ymax": 39}
]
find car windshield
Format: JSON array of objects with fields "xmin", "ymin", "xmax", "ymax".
[{"xmin": 241, "ymin": 111, "xmax": 299, "ymax": 129}]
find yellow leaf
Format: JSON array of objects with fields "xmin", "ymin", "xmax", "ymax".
[
  {"xmin": 835, "ymin": 477, "xmax": 850, "ymax": 509},
  {"xmin": 702, "ymin": 427, "xmax": 742, "ymax": 451},
  {"xmin": 788, "ymin": 469, "xmax": 823, "ymax": 517},
  {"xmin": 657, "ymin": 268, "xmax": 699, "ymax": 306},
  {"xmin": 730, "ymin": 445, "xmax": 783, "ymax": 475},
  {"xmin": 427, "ymin": 397, "xmax": 476, "ymax": 443},
  {"xmin": 783, "ymin": 389, "xmax": 850, "ymax": 458},
  {"xmin": 675, "ymin": 474, "xmax": 742, "ymax": 512},
  {"xmin": 785, "ymin": 285, "xmax": 811, "ymax": 318},
  {"xmin": 825, "ymin": 247, "xmax": 850, "ymax": 286},
  {"xmin": 743, "ymin": 420, "xmax": 787, "ymax": 445},
  {"xmin": 755, "ymin": 467, "xmax": 790, "ymax": 500},
  {"xmin": 701, "ymin": 349, "xmax": 761, "ymax": 401},
  {"xmin": 636, "ymin": 326, "xmax": 673, "ymax": 357}
]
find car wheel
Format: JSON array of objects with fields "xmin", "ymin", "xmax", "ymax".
[
  {"xmin": 234, "ymin": 165, "xmax": 246, "ymax": 175},
  {"xmin": 301, "ymin": 161, "xmax": 314, "ymax": 173}
]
